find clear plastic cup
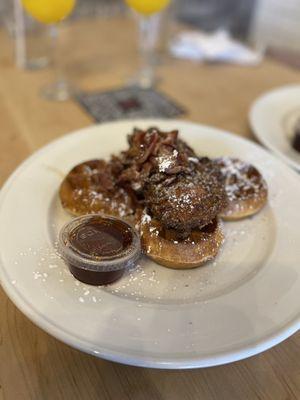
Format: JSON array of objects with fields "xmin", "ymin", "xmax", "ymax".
[{"xmin": 59, "ymin": 214, "xmax": 141, "ymax": 285}]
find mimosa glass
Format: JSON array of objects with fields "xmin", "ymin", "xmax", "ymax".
[
  {"xmin": 21, "ymin": 0, "xmax": 76, "ymax": 101},
  {"xmin": 125, "ymin": 0, "xmax": 171, "ymax": 88}
]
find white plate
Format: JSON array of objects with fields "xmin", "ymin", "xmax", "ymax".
[
  {"xmin": 0, "ymin": 119, "xmax": 300, "ymax": 369},
  {"xmin": 250, "ymin": 84, "xmax": 300, "ymax": 171}
]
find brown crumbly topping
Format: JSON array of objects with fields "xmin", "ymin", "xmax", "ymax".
[
  {"xmin": 114, "ymin": 128, "xmax": 227, "ymax": 237},
  {"xmin": 145, "ymin": 165, "xmax": 227, "ymax": 237},
  {"xmin": 61, "ymin": 128, "xmax": 228, "ymax": 236}
]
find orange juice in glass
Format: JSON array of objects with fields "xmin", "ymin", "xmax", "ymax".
[
  {"xmin": 125, "ymin": 0, "xmax": 171, "ymax": 88},
  {"xmin": 126, "ymin": 0, "xmax": 170, "ymax": 15},
  {"xmin": 21, "ymin": 0, "xmax": 76, "ymax": 101}
]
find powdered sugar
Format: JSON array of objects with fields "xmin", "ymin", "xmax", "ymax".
[
  {"xmin": 157, "ymin": 149, "xmax": 179, "ymax": 172},
  {"xmin": 216, "ymin": 157, "xmax": 267, "ymax": 203},
  {"xmin": 158, "ymin": 157, "xmax": 173, "ymax": 172}
]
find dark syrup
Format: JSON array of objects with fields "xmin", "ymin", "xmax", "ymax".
[
  {"xmin": 68, "ymin": 265, "xmax": 125, "ymax": 286},
  {"xmin": 292, "ymin": 131, "xmax": 300, "ymax": 153},
  {"xmin": 67, "ymin": 218, "xmax": 133, "ymax": 286},
  {"xmin": 69, "ymin": 221, "xmax": 132, "ymax": 258}
]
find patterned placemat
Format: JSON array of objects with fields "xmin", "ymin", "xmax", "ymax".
[{"xmin": 76, "ymin": 87, "xmax": 186, "ymax": 122}]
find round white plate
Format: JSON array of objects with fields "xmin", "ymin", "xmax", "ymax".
[
  {"xmin": 1, "ymin": 119, "xmax": 300, "ymax": 369},
  {"xmin": 250, "ymin": 84, "xmax": 300, "ymax": 171}
]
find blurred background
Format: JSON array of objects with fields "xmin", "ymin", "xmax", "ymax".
[
  {"xmin": 2, "ymin": 0, "xmax": 300, "ymax": 62},
  {"xmin": 1, "ymin": 0, "xmax": 300, "ymax": 89}
]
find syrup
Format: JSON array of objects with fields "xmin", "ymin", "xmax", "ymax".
[{"xmin": 59, "ymin": 215, "xmax": 141, "ymax": 286}]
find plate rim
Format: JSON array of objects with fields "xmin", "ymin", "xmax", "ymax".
[
  {"xmin": 249, "ymin": 83, "xmax": 300, "ymax": 172},
  {"xmin": 1, "ymin": 257, "xmax": 300, "ymax": 369},
  {"xmin": 1, "ymin": 118, "xmax": 300, "ymax": 369}
]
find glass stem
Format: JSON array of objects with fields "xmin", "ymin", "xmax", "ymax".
[
  {"xmin": 41, "ymin": 24, "xmax": 73, "ymax": 101},
  {"xmin": 49, "ymin": 24, "xmax": 65, "ymax": 85},
  {"xmin": 137, "ymin": 14, "xmax": 161, "ymax": 88}
]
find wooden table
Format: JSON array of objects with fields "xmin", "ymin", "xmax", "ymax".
[{"xmin": 1, "ymin": 17, "xmax": 300, "ymax": 400}]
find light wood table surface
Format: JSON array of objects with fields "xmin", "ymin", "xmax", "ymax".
[{"xmin": 1, "ymin": 17, "xmax": 300, "ymax": 400}]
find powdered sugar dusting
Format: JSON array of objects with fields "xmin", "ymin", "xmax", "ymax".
[
  {"xmin": 158, "ymin": 158, "xmax": 173, "ymax": 173},
  {"xmin": 216, "ymin": 157, "xmax": 267, "ymax": 202}
]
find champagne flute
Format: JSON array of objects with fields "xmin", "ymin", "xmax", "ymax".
[
  {"xmin": 21, "ymin": 0, "xmax": 76, "ymax": 101},
  {"xmin": 125, "ymin": 0, "xmax": 171, "ymax": 88}
]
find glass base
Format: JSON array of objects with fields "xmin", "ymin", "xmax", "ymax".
[
  {"xmin": 127, "ymin": 69, "xmax": 157, "ymax": 89},
  {"xmin": 40, "ymin": 80, "xmax": 75, "ymax": 102},
  {"xmin": 25, "ymin": 56, "xmax": 49, "ymax": 71}
]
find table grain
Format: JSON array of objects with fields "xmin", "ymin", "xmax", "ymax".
[{"xmin": 1, "ymin": 17, "xmax": 300, "ymax": 400}]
